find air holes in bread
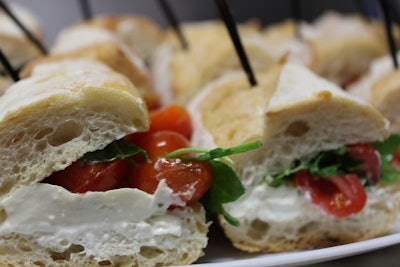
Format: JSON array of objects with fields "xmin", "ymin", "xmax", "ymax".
[
  {"xmin": 140, "ymin": 246, "xmax": 164, "ymax": 259},
  {"xmin": 0, "ymin": 207, "xmax": 7, "ymax": 224},
  {"xmin": 49, "ymin": 244, "xmax": 85, "ymax": 262},
  {"xmin": 247, "ymin": 219, "xmax": 270, "ymax": 240},
  {"xmin": 34, "ymin": 127, "xmax": 54, "ymax": 140},
  {"xmin": 47, "ymin": 120, "xmax": 84, "ymax": 146},
  {"xmin": 284, "ymin": 120, "xmax": 310, "ymax": 137}
]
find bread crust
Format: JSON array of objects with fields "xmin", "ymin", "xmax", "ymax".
[
  {"xmin": 189, "ymin": 63, "xmax": 396, "ymax": 253},
  {"xmin": 0, "ymin": 203, "xmax": 209, "ymax": 266},
  {"xmin": 0, "ymin": 61, "xmax": 149, "ymax": 201},
  {"xmin": 151, "ymin": 20, "xmax": 276, "ymax": 106}
]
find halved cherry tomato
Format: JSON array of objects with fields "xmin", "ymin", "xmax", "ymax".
[
  {"xmin": 124, "ymin": 105, "xmax": 193, "ymax": 145},
  {"xmin": 295, "ymin": 170, "xmax": 367, "ymax": 217},
  {"xmin": 44, "ymin": 159, "xmax": 130, "ymax": 193},
  {"xmin": 126, "ymin": 157, "xmax": 213, "ymax": 206},
  {"xmin": 390, "ymin": 148, "xmax": 400, "ymax": 170},
  {"xmin": 135, "ymin": 130, "xmax": 191, "ymax": 159},
  {"xmin": 149, "ymin": 105, "xmax": 193, "ymax": 140},
  {"xmin": 347, "ymin": 144, "xmax": 381, "ymax": 184}
]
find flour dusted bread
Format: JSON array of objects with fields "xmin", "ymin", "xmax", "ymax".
[
  {"xmin": 0, "ymin": 3, "xmax": 45, "ymax": 70},
  {"xmin": 151, "ymin": 20, "xmax": 276, "ymax": 105},
  {"xmin": 0, "ymin": 59, "xmax": 148, "ymax": 200},
  {"xmin": 348, "ymin": 52, "xmax": 400, "ymax": 132},
  {"xmin": 262, "ymin": 12, "xmax": 386, "ymax": 86},
  {"xmin": 85, "ymin": 15, "xmax": 165, "ymax": 62},
  {"xmin": 20, "ymin": 24, "xmax": 160, "ymax": 109},
  {"xmin": 0, "ymin": 60, "xmax": 209, "ymax": 266},
  {"xmin": 188, "ymin": 63, "xmax": 400, "ymax": 252}
]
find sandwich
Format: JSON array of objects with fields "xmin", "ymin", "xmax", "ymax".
[
  {"xmin": 0, "ymin": 59, "xmax": 254, "ymax": 266},
  {"xmin": 188, "ymin": 62, "xmax": 400, "ymax": 252},
  {"xmin": 262, "ymin": 11, "xmax": 387, "ymax": 87},
  {"xmin": 83, "ymin": 14, "xmax": 166, "ymax": 63},
  {"xmin": 348, "ymin": 52, "xmax": 400, "ymax": 132},
  {"xmin": 20, "ymin": 23, "xmax": 160, "ymax": 109},
  {"xmin": 151, "ymin": 20, "xmax": 277, "ymax": 106},
  {"xmin": 0, "ymin": 2, "xmax": 45, "ymax": 71}
]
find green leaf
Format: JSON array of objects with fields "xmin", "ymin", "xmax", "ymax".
[
  {"xmin": 373, "ymin": 134, "xmax": 400, "ymax": 183},
  {"xmin": 373, "ymin": 134, "xmax": 400, "ymax": 157},
  {"xmin": 265, "ymin": 146, "xmax": 362, "ymax": 186},
  {"xmin": 164, "ymin": 140, "xmax": 262, "ymax": 161},
  {"xmin": 200, "ymin": 160, "xmax": 245, "ymax": 226},
  {"xmin": 80, "ymin": 139, "xmax": 148, "ymax": 165}
]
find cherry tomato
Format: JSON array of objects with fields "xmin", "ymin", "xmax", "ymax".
[
  {"xmin": 346, "ymin": 144, "xmax": 381, "ymax": 184},
  {"xmin": 126, "ymin": 157, "xmax": 213, "ymax": 206},
  {"xmin": 135, "ymin": 131, "xmax": 191, "ymax": 159},
  {"xmin": 149, "ymin": 105, "xmax": 193, "ymax": 140},
  {"xmin": 295, "ymin": 170, "xmax": 367, "ymax": 217},
  {"xmin": 390, "ymin": 148, "xmax": 400, "ymax": 170},
  {"xmin": 44, "ymin": 159, "xmax": 130, "ymax": 193}
]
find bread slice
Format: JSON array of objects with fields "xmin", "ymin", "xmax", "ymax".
[
  {"xmin": 305, "ymin": 12, "xmax": 386, "ymax": 86},
  {"xmin": 151, "ymin": 20, "xmax": 277, "ymax": 106},
  {"xmin": 188, "ymin": 63, "xmax": 400, "ymax": 252},
  {"xmin": 0, "ymin": 3, "xmax": 45, "ymax": 70},
  {"xmin": 262, "ymin": 12, "xmax": 386, "ymax": 87},
  {"xmin": 21, "ymin": 24, "xmax": 160, "ymax": 109},
  {"xmin": 0, "ymin": 59, "xmax": 148, "ymax": 201},
  {"xmin": 85, "ymin": 15, "xmax": 166, "ymax": 62},
  {"xmin": 348, "ymin": 52, "xmax": 400, "ymax": 132},
  {"xmin": 0, "ymin": 60, "xmax": 210, "ymax": 266}
]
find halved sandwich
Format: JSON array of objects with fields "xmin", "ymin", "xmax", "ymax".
[
  {"xmin": 188, "ymin": 62, "xmax": 400, "ymax": 252},
  {"xmin": 0, "ymin": 59, "xmax": 255, "ymax": 266}
]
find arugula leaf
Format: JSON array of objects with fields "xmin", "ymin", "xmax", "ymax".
[
  {"xmin": 373, "ymin": 134, "xmax": 400, "ymax": 183},
  {"xmin": 373, "ymin": 134, "xmax": 400, "ymax": 156},
  {"xmin": 166, "ymin": 140, "xmax": 261, "ymax": 226},
  {"xmin": 264, "ymin": 147, "xmax": 362, "ymax": 186},
  {"xmin": 80, "ymin": 139, "xmax": 148, "ymax": 165},
  {"xmin": 266, "ymin": 134, "xmax": 400, "ymax": 187},
  {"xmin": 200, "ymin": 160, "xmax": 246, "ymax": 226}
]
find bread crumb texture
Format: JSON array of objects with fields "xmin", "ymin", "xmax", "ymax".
[
  {"xmin": 219, "ymin": 182, "xmax": 400, "ymax": 252},
  {"xmin": 0, "ymin": 65, "xmax": 148, "ymax": 202},
  {"xmin": 0, "ymin": 204, "xmax": 209, "ymax": 266}
]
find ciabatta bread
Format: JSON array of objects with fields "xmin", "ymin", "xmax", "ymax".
[
  {"xmin": 348, "ymin": 52, "xmax": 400, "ymax": 132},
  {"xmin": 20, "ymin": 24, "xmax": 160, "ymax": 109},
  {"xmin": 0, "ymin": 60, "xmax": 209, "ymax": 266},
  {"xmin": 0, "ymin": 3, "xmax": 45, "ymax": 70},
  {"xmin": 85, "ymin": 15, "xmax": 166, "ymax": 62},
  {"xmin": 188, "ymin": 63, "xmax": 400, "ymax": 252},
  {"xmin": 151, "ymin": 20, "xmax": 276, "ymax": 106},
  {"xmin": 262, "ymin": 12, "xmax": 386, "ymax": 87}
]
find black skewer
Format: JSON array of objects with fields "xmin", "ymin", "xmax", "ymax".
[
  {"xmin": 379, "ymin": 0, "xmax": 398, "ymax": 69},
  {"xmin": 0, "ymin": 0, "xmax": 47, "ymax": 55},
  {"xmin": 0, "ymin": 48, "xmax": 19, "ymax": 82},
  {"xmin": 157, "ymin": 0, "xmax": 188, "ymax": 50},
  {"xmin": 290, "ymin": 0, "xmax": 302, "ymax": 39},
  {"xmin": 78, "ymin": 0, "xmax": 92, "ymax": 21},
  {"xmin": 214, "ymin": 0, "xmax": 258, "ymax": 87}
]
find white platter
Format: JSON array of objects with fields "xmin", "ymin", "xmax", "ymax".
[{"xmin": 180, "ymin": 214, "xmax": 400, "ymax": 267}]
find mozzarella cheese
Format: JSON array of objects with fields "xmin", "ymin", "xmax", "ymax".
[{"xmin": 0, "ymin": 180, "xmax": 185, "ymax": 258}]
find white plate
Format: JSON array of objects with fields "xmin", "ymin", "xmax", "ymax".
[{"xmin": 181, "ymin": 214, "xmax": 400, "ymax": 267}]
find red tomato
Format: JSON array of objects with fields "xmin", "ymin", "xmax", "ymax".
[
  {"xmin": 391, "ymin": 148, "xmax": 400, "ymax": 170},
  {"xmin": 346, "ymin": 144, "xmax": 381, "ymax": 184},
  {"xmin": 126, "ymin": 157, "xmax": 213, "ymax": 206},
  {"xmin": 44, "ymin": 159, "xmax": 130, "ymax": 193},
  {"xmin": 149, "ymin": 105, "xmax": 193, "ymax": 140},
  {"xmin": 295, "ymin": 170, "xmax": 367, "ymax": 217},
  {"xmin": 135, "ymin": 131, "xmax": 191, "ymax": 159}
]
